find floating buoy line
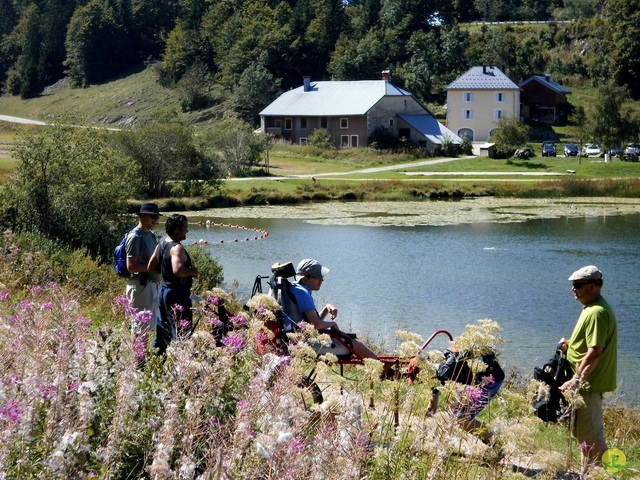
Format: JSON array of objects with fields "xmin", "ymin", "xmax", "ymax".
[{"xmin": 193, "ymin": 220, "xmax": 269, "ymax": 245}]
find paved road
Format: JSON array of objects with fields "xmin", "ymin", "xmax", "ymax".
[
  {"xmin": 234, "ymin": 155, "xmax": 567, "ymax": 180},
  {"xmin": 0, "ymin": 114, "xmax": 47, "ymax": 125}
]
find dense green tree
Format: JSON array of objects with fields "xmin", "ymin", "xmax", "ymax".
[
  {"xmin": 200, "ymin": 119, "xmax": 267, "ymax": 175},
  {"xmin": 230, "ymin": 52, "xmax": 282, "ymax": 126},
  {"xmin": 492, "ymin": 116, "xmax": 530, "ymax": 156},
  {"xmin": 588, "ymin": 82, "xmax": 632, "ymax": 150},
  {"xmin": 64, "ymin": 0, "xmax": 134, "ymax": 87},
  {"xmin": 328, "ymin": 28, "xmax": 388, "ymax": 80},
  {"xmin": 600, "ymin": 0, "xmax": 640, "ymax": 99},
  {"xmin": 131, "ymin": 0, "xmax": 180, "ymax": 57},
  {"xmin": 158, "ymin": 20, "xmax": 201, "ymax": 86},
  {"xmin": 2, "ymin": 4, "xmax": 45, "ymax": 98},
  {"xmin": 0, "ymin": 124, "xmax": 137, "ymax": 258},
  {"xmin": 114, "ymin": 120, "xmax": 220, "ymax": 196}
]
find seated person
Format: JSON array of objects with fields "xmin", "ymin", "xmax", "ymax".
[{"xmin": 290, "ymin": 258, "xmax": 391, "ymax": 370}]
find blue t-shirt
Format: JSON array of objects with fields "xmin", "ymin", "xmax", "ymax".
[{"xmin": 290, "ymin": 282, "xmax": 317, "ymax": 317}]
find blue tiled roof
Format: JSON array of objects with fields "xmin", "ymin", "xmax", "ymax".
[
  {"xmin": 260, "ymin": 80, "xmax": 412, "ymax": 116},
  {"xmin": 398, "ymin": 115, "xmax": 461, "ymax": 145},
  {"xmin": 447, "ymin": 66, "xmax": 520, "ymax": 90}
]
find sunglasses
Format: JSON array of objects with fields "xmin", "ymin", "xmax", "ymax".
[{"xmin": 572, "ymin": 281, "xmax": 591, "ymax": 289}]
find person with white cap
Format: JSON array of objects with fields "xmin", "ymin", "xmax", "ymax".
[
  {"xmin": 559, "ymin": 265, "xmax": 617, "ymax": 475},
  {"xmin": 290, "ymin": 259, "xmax": 392, "ymax": 372}
]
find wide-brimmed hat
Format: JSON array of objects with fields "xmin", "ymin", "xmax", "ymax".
[
  {"xmin": 296, "ymin": 259, "xmax": 330, "ymax": 278},
  {"xmin": 136, "ymin": 203, "xmax": 161, "ymax": 216},
  {"xmin": 568, "ymin": 265, "xmax": 602, "ymax": 281}
]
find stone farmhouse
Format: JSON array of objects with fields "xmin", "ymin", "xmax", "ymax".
[{"xmin": 260, "ymin": 71, "xmax": 460, "ymax": 151}]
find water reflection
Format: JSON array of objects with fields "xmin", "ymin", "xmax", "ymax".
[{"xmin": 189, "ymin": 212, "xmax": 640, "ymax": 400}]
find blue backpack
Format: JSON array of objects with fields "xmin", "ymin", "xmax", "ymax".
[{"xmin": 114, "ymin": 228, "xmax": 141, "ymax": 277}]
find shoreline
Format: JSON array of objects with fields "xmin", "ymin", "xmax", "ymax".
[{"xmin": 185, "ymin": 197, "xmax": 640, "ymax": 227}]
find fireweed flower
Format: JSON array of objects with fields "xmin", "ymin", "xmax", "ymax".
[
  {"xmin": 173, "ymin": 303, "xmax": 185, "ymax": 312},
  {"xmin": 28, "ymin": 285, "xmax": 42, "ymax": 295},
  {"xmin": 41, "ymin": 301, "xmax": 53, "ymax": 310},
  {"xmin": 222, "ymin": 333, "xmax": 244, "ymax": 354},
  {"xmin": 0, "ymin": 399, "xmax": 22, "ymax": 423},
  {"xmin": 19, "ymin": 300, "xmax": 32, "ymax": 310},
  {"xmin": 208, "ymin": 317, "xmax": 222, "ymax": 328},
  {"xmin": 0, "ymin": 290, "xmax": 9, "ymax": 302},
  {"xmin": 134, "ymin": 310, "xmax": 152, "ymax": 326},
  {"xmin": 47, "ymin": 281, "xmax": 58, "ymax": 289},
  {"xmin": 39, "ymin": 382, "xmax": 57, "ymax": 399},
  {"xmin": 231, "ymin": 313, "xmax": 248, "ymax": 328},
  {"xmin": 288, "ymin": 436, "xmax": 304, "ymax": 454}
]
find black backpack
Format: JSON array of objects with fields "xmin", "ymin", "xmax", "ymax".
[
  {"xmin": 531, "ymin": 347, "xmax": 572, "ymax": 422},
  {"xmin": 113, "ymin": 228, "xmax": 141, "ymax": 277},
  {"xmin": 437, "ymin": 348, "xmax": 505, "ymax": 386}
]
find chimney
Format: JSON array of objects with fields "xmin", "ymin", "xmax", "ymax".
[
  {"xmin": 544, "ymin": 73, "xmax": 551, "ymax": 81},
  {"xmin": 303, "ymin": 76, "xmax": 311, "ymax": 92},
  {"xmin": 381, "ymin": 69, "xmax": 391, "ymax": 82}
]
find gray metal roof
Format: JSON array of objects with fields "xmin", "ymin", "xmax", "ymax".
[
  {"xmin": 447, "ymin": 66, "xmax": 520, "ymax": 90},
  {"xmin": 399, "ymin": 114, "xmax": 462, "ymax": 145},
  {"xmin": 260, "ymin": 80, "xmax": 412, "ymax": 116},
  {"xmin": 519, "ymin": 75, "xmax": 571, "ymax": 94}
]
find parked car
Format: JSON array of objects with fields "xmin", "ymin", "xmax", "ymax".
[
  {"xmin": 582, "ymin": 144, "xmax": 602, "ymax": 157},
  {"xmin": 609, "ymin": 146, "xmax": 623, "ymax": 158},
  {"xmin": 514, "ymin": 146, "xmax": 534, "ymax": 159},
  {"xmin": 623, "ymin": 143, "xmax": 640, "ymax": 162},
  {"xmin": 564, "ymin": 143, "xmax": 580, "ymax": 157},
  {"xmin": 541, "ymin": 141, "xmax": 556, "ymax": 157}
]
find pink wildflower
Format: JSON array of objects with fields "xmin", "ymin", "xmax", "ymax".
[
  {"xmin": 173, "ymin": 303, "xmax": 185, "ymax": 313},
  {"xmin": 464, "ymin": 386, "xmax": 484, "ymax": 405},
  {"xmin": 255, "ymin": 330, "xmax": 269, "ymax": 344},
  {"xmin": 209, "ymin": 317, "xmax": 222, "ymax": 328},
  {"xmin": 288, "ymin": 436, "xmax": 304, "ymax": 454},
  {"xmin": 0, "ymin": 290, "xmax": 9, "ymax": 302},
  {"xmin": 207, "ymin": 296, "xmax": 220, "ymax": 306},
  {"xmin": 28, "ymin": 285, "xmax": 42, "ymax": 295},
  {"xmin": 47, "ymin": 281, "xmax": 58, "ymax": 289},
  {"xmin": 39, "ymin": 382, "xmax": 56, "ymax": 399},
  {"xmin": 221, "ymin": 333, "xmax": 244, "ymax": 354},
  {"xmin": 0, "ymin": 399, "xmax": 22, "ymax": 423},
  {"xmin": 41, "ymin": 301, "xmax": 53, "ymax": 310},
  {"xmin": 19, "ymin": 300, "xmax": 32, "ymax": 310},
  {"xmin": 134, "ymin": 310, "xmax": 152, "ymax": 325},
  {"xmin": 231, "ymin": 314, "xmax": 247, "ymax": 328}
]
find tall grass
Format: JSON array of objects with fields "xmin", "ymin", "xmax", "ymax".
[{"xmin": 1, "ymin": 269, "xmax": 638, "ymax": 478}]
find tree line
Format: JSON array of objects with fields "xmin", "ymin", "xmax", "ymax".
[{"xmin": 1, "ymin": 0, "xmax": 640, "ymax": 124}]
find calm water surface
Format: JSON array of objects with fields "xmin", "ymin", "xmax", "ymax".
[{"xmin": 188, "ymin": 211, "xmax": 640, "ymax": 400}]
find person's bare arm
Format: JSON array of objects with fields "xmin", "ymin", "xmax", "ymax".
[
  {"xmin": 304, "ymin": 309, "xmax": 339, "ymax": 331},
  {"xmin": 560, "ymin": 346, "xmax": 603, "ymax": 391},
  {"xmin": 147, "ymin": 244, "xmax": 160, "ymax": 274},
  {"xmin": 170, "ymin": 244, "xmax": 198, "ymax": 278}
]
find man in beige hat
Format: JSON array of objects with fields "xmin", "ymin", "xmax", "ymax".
[{"xmin": 559, "ymin": 265, "xmax": 617, "ymax": 475}]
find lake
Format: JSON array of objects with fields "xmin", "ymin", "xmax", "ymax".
[{"xmin": 185, "ymin": 206, "xmax": 640, "ymax": 401}]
